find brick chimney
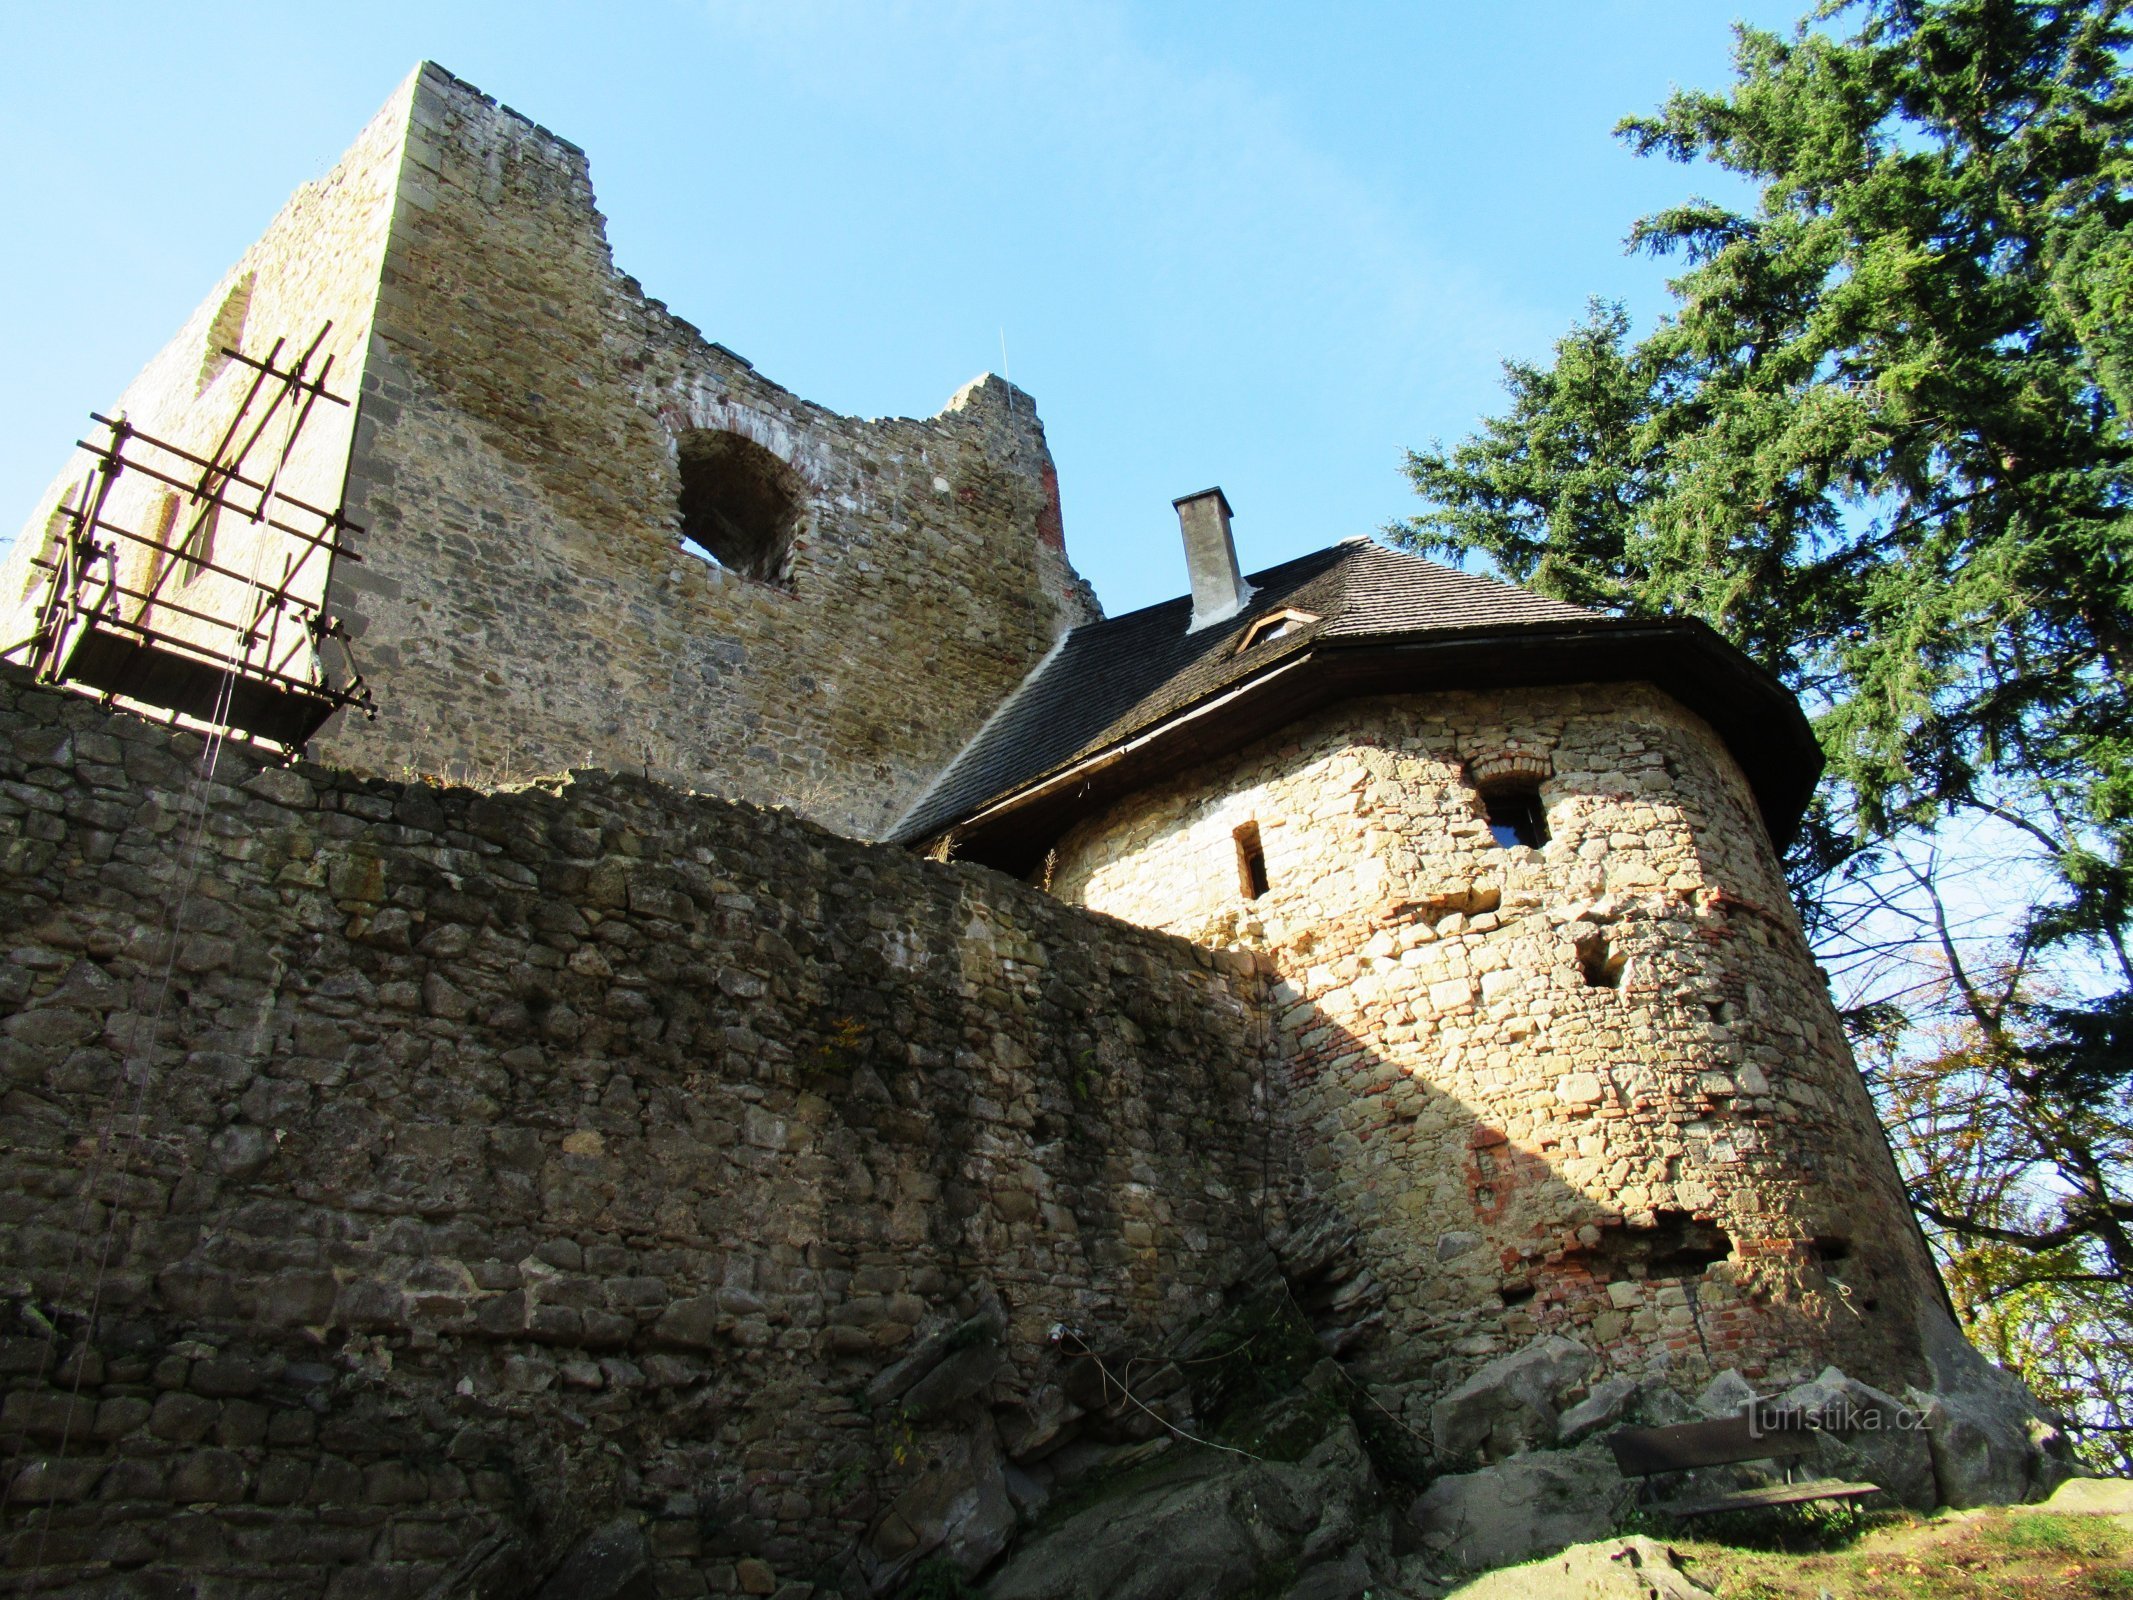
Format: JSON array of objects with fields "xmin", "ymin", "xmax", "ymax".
[{"xmin": 1175, "ymin": 487, "xmax": 1251, "ymax": 631}]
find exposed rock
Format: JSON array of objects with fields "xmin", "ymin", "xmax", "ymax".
[
  {"xmin": 1283, "ymin": 1548, "xmax": 1376, "ymax": 1600},
  {"xmin": 1405, "ymin": 1443, "xmax": 1635, "ymax": 1573},
  {"xmin": 865, "ymin": 1290, "xmax": 1009, "ymax": 1412},
  {"xmin": 985, "ymin": 1421, "xmax": 1377, "ymax": 1600},
  {"xmin": 1557, "ymin": 1377, "xmax": 1639, "ymax": 1446},
  {"xmin": 984, "ymin": 1454, "xmax": 1308, "ymax": 1600},
  {"xmin": 998, "ymin": 1382, "xmax": 1084, "ymax": 1462},
  {"xmin": 532, "ymin": 1517, "xmax": 652, "ymax": 1600},
  {"xmin": 1001, "ymin": 1461, "xmax": 1051, "ymax": 1520},
  {"xmin": 1911, "ymin": 1306, "xmax": 2078, "ymax": 1506},
  {"xmin": 1431, "ymin": 1336, "xmax": 1596, "ymax": 1463},
  {"xmin": 2013, "ymin": 1476, "xmax": 2133, "ymax": 1520},
  {"xmin": 902, "ymin": 1343, "xmax": 1010, "ymax": 1421},
  {"xmin": 1772, "ymin": 1367, "xmax": 1935, "ymax": 1512},
  {"xmin": 1626, "ymin": 1383, "xmax": 1695, "ymax": 1429},
  {"xmin": 1907, "ymin": 1388, "xmax": 2029, "ymax": 1510},
  {"xmin": 1693, "ymin": 1370, "xmax": 1755, "ymax": 1420},
  {"xmin": 423, "ymin": 1528, "xmax": 537, "ymax": 1598},
  {"xmin": 1445, "ymin": 1535, "xmax": 1713, "ymax": 1599},
  {"xmin": 865, "ymin": 1416, "xmax": 1015, "ymax": 1591}
]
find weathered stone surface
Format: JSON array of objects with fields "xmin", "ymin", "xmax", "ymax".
[
  {"xmin": 902, "ymin": 1344, "xmax": 1011, "ymax": 1421},
  {"xmin": 1556, "ymin": 1377, "xmax": 1640, "ymax": 1446},
  {"xmin": 866, "ymin": 1417, "xmax": 1015, "ymax": 1588},
  {"xmin": 1283, "ymin": 1548, "xmax": 1378, "ymax": 1600},
  {"xmin": 1772, "ymin": 1367, "xmax": 1935, "ymax": 1512},
  {"xmin": 1694, "ymin": 1370, "xmax": 1755, "ymax": 1420},
  {"xmin": 1444, "ymin": 1535, "xmax": 1713, "ymax": 1600},
  {"xmin": 1911, "ymin": 1307, "xmax": 2079, "ymax": 1507},
  {"xmin": 1048, "ymin": 687, "xmax": 1955, "ymax": 1410},
  {"xmin": 1431, "ymin": 1336, "xmax": 1595, "ymax": 1463},
  {"xmin": 0, "ymin": 668, "xmax": 1272, "ymax": 1595},
  {"xmin": 0, "ymin": 58, "xmax": 2056, "ymax": 1595},
  {"xmin": 534, "ymin": 1517, "xmax": 653, "ymax": 1600},
  {"xmin": 0, "ymin": 66, "xmax": 1097, "ymax": 847},
  {"xmin": 1406, "ymin": 1445, "xmax": 1636, "ymax": 1574},
  {"xmin": 984, "ymin": 1445, "xmax": 1361, "ymax": 1600}
]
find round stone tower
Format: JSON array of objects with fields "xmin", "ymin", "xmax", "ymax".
[
  {"xmin": 1044, "ymin": 682, "xmax": 1948, "ymax": 1404},
  {"xmin": 899, "ymin": 526, "xmax": 1953, "ymax": 1413}
]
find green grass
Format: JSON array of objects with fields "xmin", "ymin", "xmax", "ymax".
[
  {"xmin": 900, "ymin": 1555, "xmax": 979, "ymax": 1599},
  {"xmin": 1981, "ymin": 1512, "xmax": 2127, "ymax": 1561},
  {"xmin": 1624, "ymin": 1495, "xmax": 1888, "ymax": 1554},
  {"xmin": 1646, "ymin": 1506, "xmax": 2133, "ymax": 1599}
]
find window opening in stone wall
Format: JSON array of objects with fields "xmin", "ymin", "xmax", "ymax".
[
  {"xmin": 1482, "ymin": 785, "xmax": 1549, "ymax": 849},
  {"xmin": 1580, "ymin": 1211, "xmax": 1734, "ymax": 1282},
  {"xmin": 1575, "ymin": 928, "xmax": 1626, "ymax": 988},
  {"xmin": 177, "ymin": 502, "xmax": 219, "ymax": 588},
  {"xmin": 196, "ymin": 273, "xmax": 255, "ymax": 395},
  {"xmin": 675, "ymin": 429, "xmax": 804, "ymax": 583},
  {"xmin": 24, "ymin": 506, "xmax": 70, "ymax": 601},
  {"xmin": 1235, "ymin": 821, "xmax": 1269, "ymax": 900},
  {"xmin": 138, "ymin": 491, "xmax": 180, "ymax": 617}
]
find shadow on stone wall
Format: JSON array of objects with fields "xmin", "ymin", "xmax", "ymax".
[
  {"xmin": 1255, "ymin": 967, "xmax": 1936, "ymax": 1435},
  {"xmin": 0, "ymin": 667, "xmax": 1274, "ymax": 1596},
  {"xmin": 0, "ymin": 664, "xmax": 1954, "ymax": 1597}
]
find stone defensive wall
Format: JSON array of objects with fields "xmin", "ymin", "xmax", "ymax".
[
  {"xmin": 1049, "ymin": 683, "xmax": 1951, "ymax": 1417},
  {"xmin": 1, "ymin": 62, "xmax": 1098, "ymax": 844},
  {"xmin": 0, "ymin": 665, "xmax": 1272, "ymax": 1595}
]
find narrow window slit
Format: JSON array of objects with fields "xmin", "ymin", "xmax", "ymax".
[
  {"xmin": 197, "ymin": 273, "xmax": 254, "ymax": 395},
  {"xmin": 1574, "ymin": 928, "xmax": 1626, "ymax": 988},
  {"xmin": 1235, "ymin": 821, "xmax": 1269, "ymax": 900}
]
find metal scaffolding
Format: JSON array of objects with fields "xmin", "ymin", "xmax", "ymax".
[{"xmin": 3, "ymin": 325, "xmax": 374, "ymax": 751}]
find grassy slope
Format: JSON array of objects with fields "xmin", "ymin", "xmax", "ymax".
[{"xmin": 1661, "ymin": 1508, "xmax": 2132, "ymax": 1599}]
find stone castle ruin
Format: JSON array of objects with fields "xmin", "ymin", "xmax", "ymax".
[{"xmin": 0, "ymin": 62, "xmax": 2074, "ymax": 1598}]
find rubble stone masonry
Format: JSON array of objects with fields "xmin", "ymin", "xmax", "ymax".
[
  {"xmin": 0, "ymin": 665, "xmax": 1270, "ymax": 1594},
  {"xmin": 0, "ymin": 63, "xmax": 1097, "ymax": 843},
  {"xmin": 0, "ymin": 58, "xmax": 1970, "ymax": 1594},
  {"xmin": 323, "ymin": 66, "xmax": 1096, "ymax": 837},
  {"xmin": 0, "ymin": 72, "xmax": 411, "ymax": 685},
  {"xmin": 1048, "ymin": 684, "xmax": 1948, "ymax": 1422}
]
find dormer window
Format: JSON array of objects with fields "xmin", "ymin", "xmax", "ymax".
[{"xmin": 1236, "ymin": 608, "xmax": 1319, "ymax": 654}]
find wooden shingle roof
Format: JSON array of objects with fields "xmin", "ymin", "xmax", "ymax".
[{"xmin": 893, "ymin": 540, "xmax": 1819, "ymax": 871}]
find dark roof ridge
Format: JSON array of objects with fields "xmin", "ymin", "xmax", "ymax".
[{"xmin": 893, "ymin": 537, "xmax": 1814, "ymax": 858}]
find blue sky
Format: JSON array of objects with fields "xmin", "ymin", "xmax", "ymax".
[{"xmin": 1, "ymin": 1, "xmax": 1800, "ymax": 616}]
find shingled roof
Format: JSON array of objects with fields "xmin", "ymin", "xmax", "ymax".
[{"xmin": 892, "ymin": 539, "xmax": 1820, "ymax": 871}]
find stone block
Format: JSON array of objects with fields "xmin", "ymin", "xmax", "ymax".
[
  {"xmin": 169, "ymin": 1448, "xmax": 250, "ymax": 1503},
  {"xmin": 149, "ymin": 1390, "xmax": 220, "ymax": 1443}
]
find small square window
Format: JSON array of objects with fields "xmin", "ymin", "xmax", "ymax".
[{"xmin": 1483, "ymin": 787, "xmax": 1549, "ymax": 850}]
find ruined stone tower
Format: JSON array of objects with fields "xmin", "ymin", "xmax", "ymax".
[
  {"xmin": 0, "ymin": 63, "xmax": 1096, "ymax": 840},
  {"xmin": 896, "ymin": 510, "xmax": 1953, "ymax": 1404}
]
